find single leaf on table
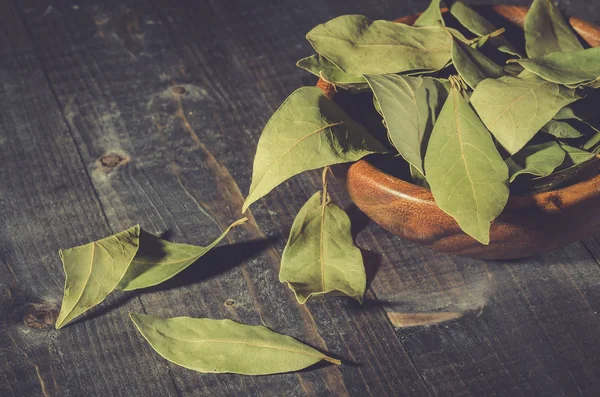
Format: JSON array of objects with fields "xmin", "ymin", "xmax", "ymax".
[
  {"xmin": 506, "ymin": 141, "xmax": 566, "ymax": 182},
  {"xmin": 470, "ymin": 75, "xmax": 579, "ymax": 155},
  {"xmin": 414, "ymin": 0, "xmax": 444, "ymax": 27},
  {"xmin": 542, "ymin": 119, "xmax": 584, "ymax": 139},
  {"xmin": 56, "ymin": 225, "xmax": 140, "ymax": 329},
  {"xmin": 243, "ymin": 86, "xmax": 386, "ymax": 212},
  {"xmin": 280, "ymin": 191, "xmax": 365, "ymax": 303},
  {"xmin": 306, "ymin": 15, "xmax": 452, "ymax": 75},
  {"xmin": 510, "ymin": 48, "xmax": 600, "ymax": 86},
  {"xmin": 130, "ymin": 313, "xmax": 341, "ymax": 375},
  {"xmin": 424, "ymin": 88, "xmax": 509, "ymax": 245},
  {"xmin": 364, "ymin": 74, "xmax": 449, "ymax": 174},
  {"xmin": 117, "ymin": 218, "xmax": 247, "ymax": 291},
  {"xmin": 449, "ymin": 1, "xmax": 521, "ymax": 56},
  {"xmin": 451, "ymin": 38, "xmax": 504, "ymax": 89},
  {"xmin": 297, "ymin": 55, "xmax": 367, "ymax": 89},
  {"xmin": 524, "ymin": 0, "xmax": 584, "ymax": 58}
]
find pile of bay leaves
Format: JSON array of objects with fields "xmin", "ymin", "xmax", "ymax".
[{"xmin": 55, "ymin": 0, "xmax": 600, "ymax": 377}]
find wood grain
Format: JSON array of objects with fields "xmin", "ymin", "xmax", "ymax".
[{"xmin": 2, "ymin": 0, "xmax": 600, "ymax": 396}]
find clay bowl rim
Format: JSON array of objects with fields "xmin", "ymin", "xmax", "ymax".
[{"xmin": 317, "ymin": 4, "xmax": 600, "ymax": 211}]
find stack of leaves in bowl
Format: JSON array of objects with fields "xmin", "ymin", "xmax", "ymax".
[{"xmin": 244, "ymin": 0, "xmax": 600, "ymax": 301}]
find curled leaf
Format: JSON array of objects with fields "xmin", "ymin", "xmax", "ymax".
[
  {"xmin": 306, "ymin": 15, "xmax": 452, "ymax": 76},
  {"xmin": 280, "ymin": 191, "xmax": 365, "ymax": 303},
  {"xmin": 296, "ymin": 55, "xmax": 367, "ymax": 89},
  {"xmin": 130, "ymin": 313, "xmax": 341, "ymax": 375},
  {"xmin": 414, "ymin": 0, "xmax": 444, "ymax": 27},
  {"xmin": 451, "ymin": 38, "xmax": 504, "ymax": 89},
  {"xmin": 364, "ymin": 74, "xmax": 448, "ymax": 174},
  {"xmin": 243, "ymin": 87, "xmax": 385, "ymax": 212},
  {"xmin": 56, "ymin": 226, "xmax": 140, "ymax": 329},
  {"xmin": 117, "ymin": 218, "xmax": 247, "ymax": 291}
]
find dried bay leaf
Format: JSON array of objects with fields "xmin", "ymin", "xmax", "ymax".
[
  {"xmin": 56, "ymin": 225, "xmax": 140, "ymax": 329},
  {"xmin": 542, "ymin": 120, "xmax": 584, "ymax": 139},
  {"xmin": 297, "ymin": 55, "xmax": 367, "ymax": 89},
  {"xmin": 451, "ymin": 39, "xmax": 504, "ymax": 89},
  {"xmin": 449, "ymin": 1, "xmax": 520, "ymax": 56},
  {"xmin": 130, "ymin": 313, "xmax": 340, "ymax": 374},
  {"xmin": 117, "ymin": 218, "xmax": 247, "ymax": 291},
  {"xmin": 506, "ymin": 141, "xmax": 566, "ymax": 182},
  {"xmin": 424, "ymin": 88, "xmax": 509, "ymax": 244},
  {"xmin": 414, "ymin": 0, "xmax": 444, "ymax": 27},
  {"xmin": 280, "ymin": 191, "xmax": 365, "ymax": 303},
  {"xmin": 470, "ymin": 76, "xmax": 579, "ymax": 155},
  {"xmin": 306, "ymin": 15, "xmax": 452, "ymax": 76},
  {"xmin": 524, "ymin": 0, "xmax": 584, "ymax": 58},
  {"xmin": 243, "ymin": 86, "xmax": 386, "ymax": 212},
  {"xmin": 511, "ymin": 48, "xmax": 600, "ymax": 86},
  {"xmin": 365, "ymin": 75, "xmax": 449, "ymax": 174}
]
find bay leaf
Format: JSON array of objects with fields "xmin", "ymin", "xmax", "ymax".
[
  {"xmin": 117, "ymin": 218, "xmax": 247, "ymax": 291},
  {"xmin": 424, "ymin": 88, "xmax": 509, "ymax": 244},
  {"xmin": 449, "ymin": 1, "xmax": 520, "ymax": 56},
  {"xmin": 364, "ymin": 74, "xmax": 449, "ymax": 174},
  {"xmin": 130, "ymin": 313, "xmax": 340, "ymax": 374},
  {"xmin": 470, "ymin": 75, "xmax": 579, "ymax": 155},
  {"xmin": 542, "ymin": 119, "xmax": 584, "ymax": 139},
  {"xmin": 296, "ymin": 55, "xmax": 367, "ymax": 89},
  {"xmin": 243, "ymin": 86, "xmax": 385, "ymax": 212},
  {"xmin": 56, "ymin": 225, "xmax": 140, "ymax": 329},
  {"xmin": 414, "ymin": 0, "xmax": 444, "ymax": 27},
  {"xmin": 280, "ymin": 191, "xmax": 365, "ymax": 303},
  {"xmin": 511, "ymin": 48, "xmax": 600, "ymax": 86},
  {"xmin": 524, "ymin": 0, "xmax": 584, "ymax": 58},
  {"xmin": 506, "ymin": 141, "xmax": 566, "ymax": 182},
  {"xmin": 561, "ymin": 143, "xmax": 595, "ymax": 166},
  {"xmin": 451, "ymin": 38, "xmax": 504, "ymax": 89},
  {"xmin": 306, "ymin": 15, "xmax": 452, "ymax": 76}
]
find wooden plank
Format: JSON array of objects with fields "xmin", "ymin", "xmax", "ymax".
[
  {"xmin": 14, "ymin": 0, "xmax": 433, "ymax": 395},
  {"xmin": 0, "ymin": 2, "xmax": 180, "ymax": 397}
]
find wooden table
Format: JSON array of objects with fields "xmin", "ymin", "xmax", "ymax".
[{"xmin": 2, "ymin": 0, "xmax": 600, "ymax": 396}]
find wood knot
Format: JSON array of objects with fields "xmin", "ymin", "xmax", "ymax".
[
  {"xmin": 224, "ymin": 299, "xmax": 235, "ymax": 307},
  {"xmin": 23, "ymin": 302, "xmax": 59, "ymax": 330},
  {"xmin": 172, "ymin": 86, "xmax": 186, "ymax": 95},
  {"xmin": 97, "ymin": 153, "xmax": 129, "ymax": 173}
]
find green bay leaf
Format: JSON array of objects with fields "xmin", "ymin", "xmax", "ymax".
[
  {"xmin": 424, "ymin": 88, "xmax": 509, "ymax": 244},
  {"xmin": 280, "ymin": 191, "xmax": 365, "ymax": 303},
  {"xmin": 511, "ymin": 48, "xmax": 600, "ymax": 86},
  {"xmin": 243, "ymin": 86, "xmax": 385, "ymax": 212},
  {"xmin": 449, "ymin": 1, "xmax": 521, "ymax": 56},
  {"xmin": 364, "ymin": 74, "xmax": 448, "ymax": 174},
  {"xmin": 506, "ymin": 141, "xmax": 566, "ymax": 182},
  {"xmin": 524, "ymin": 0, "xmax": 584, "ymax": 58},
  {"xmin": 470, "ymin": 76, "xmax": 579, "ymax": 155},
  {"xmin": 542, "ymin": 119, "xmax": 584, "ymax": 139},
  {"xmin": 296, "ymin": 55, "xmax": 367, "ymax": 88},
  {"xmin": 130, "ymin": 314, "xmax": 340, "ymax": 375},
  {"xmin": 56, "ymin": 225, "xmax": 140, "ymax": 329},
  {"xmin": 306, "ymin": 15, "xmax": 452, "ymax": 76},
  {"xmin": 414, "ymin": 0, "xmax": 444, "ymax": 27},
  {"xmin": 451, "ymin": 39, "xmax": 504, "ymax": 89},
  {"xmin": 117, "ymin": 218, "xmax": 247, "ymax": 291}
]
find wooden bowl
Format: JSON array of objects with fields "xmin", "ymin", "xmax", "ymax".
[{"xmin": 320, "ymin": 5, "xmax": 600, "ymax": 260}]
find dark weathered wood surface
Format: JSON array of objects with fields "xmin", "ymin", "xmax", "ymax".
[{"xmin": 1, "ymin": 0, "xmax": 600, "ymax": 396}]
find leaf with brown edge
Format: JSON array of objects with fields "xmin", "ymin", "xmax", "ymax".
[
  {"xmin": 55, "ymin": 225, "xmax": 140, "ymax": 329},
  {"xmin": 243, "ymin": 86, "xmax": 386, "ymax": 212},
  {"xmin": 280, "ymin": 191, "xmax": 366, "ymax": 304},
  {"xmin": 116, "ymin": 218, "xmax": 247, "ymax": 291},
  {"xmin": 130, "ymin": 313, "xmax": 341, "ymax": 375}
]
